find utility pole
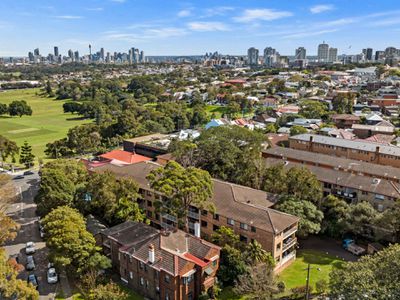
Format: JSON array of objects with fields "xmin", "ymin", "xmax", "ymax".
[{"xmin": 305, "ymin": 263, "xmax": 311, "ymax": 300}]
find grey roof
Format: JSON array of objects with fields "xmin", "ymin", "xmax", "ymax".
[
  {"xmin": 290, "ymin": 134, "xmax": 400, "ymax": 157},
  {"xmin": 263, "ymin": 147, "xmax": 400, "ymax": 182}
]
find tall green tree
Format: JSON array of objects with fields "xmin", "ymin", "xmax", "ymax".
[
  {"xmin": 0, "ymin": 103, "xmax": 7, "ymax": 115},
  {"xmin": 0, "ymin": 135, "xmax": 19, "ymax": 164},
  {"xmin": 342, "ymin": 201, "xmax": 378, "ymax": 238},
  {"xmin": 320, "ymin": 195, "xmax": 349, "ymax": 238},
  {"xmin": 43, "ymin": 206, "xmax": 108, "ymax": 274},
  {"xmin": 289, "ymin": 125, "xmax": 307, "ymax": 136},
  {"xmin": 147, "ymin": 161, "xmax": 214, "ymax": 231},
  {"xmin": 299, "ymin": 100, "xmax": 328, "ymax": 119},
  {"xmin": 86, "ymin": 171, "xmax": 145, "ymax": 225},
  {"xmin": 330, "ymin": 244, "xmax": 400, "ymax": 299},
  {"xmin": 243, "ymin": 240, "xmax": 275, "ymax": 267},
  {"xmin": 8, "ymin": 100, "xmax": 32, "ymax": 117},
  {"xmin": 218, "ymin": 245, "xmax": 247, "ymax": 286},
  {"xmin": 19, "ymin": 141, "xmax": 35, "ymax": 168}
]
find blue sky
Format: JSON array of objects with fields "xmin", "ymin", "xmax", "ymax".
[{"xmin": 0, "ymin": 0, "xmax": 398, "ymax": 56}]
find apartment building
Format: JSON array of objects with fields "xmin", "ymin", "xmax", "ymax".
[
  {"xmin": 263, "ymin": 147, "xmax": 400, "ymax": 211},
  {"xmin": 100, "ymin": 221, "xmax": 220, "ymax": 300},
  {"xmin": 289, "ymin": 134, "xmax": 400, "ymax": 168},
  {"xmin": 91, "ymin": 161, "xmax": 299, "ymax": 271}
]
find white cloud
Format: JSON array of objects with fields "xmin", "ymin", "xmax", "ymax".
[
  {"xmin": 282, "ymin": 29, "xmax": 338, "ymax": 39},
  {"xmin": 310, "ymin": 4, "xmax": 335, "ymax": 14},
  {"xmin": 317, "ymin": 18, "xmax": 355, "ymax": 27},
  {"xmin": 111, "ymin": 0, "xmax": 126, "ymax": 3},
  {"xmin": 87, "ymin": 7, "xmax": 104, "ymax": 11},
  {"xmin": 55, "ymin": 15, "xmax": 83, "ymax": 19},
  {"xmin": 188, "ymin": 22, "xmax": 229, "ymax": 32},
  {"xmin": 102, "ymin": 27, "xmax": 187, "ymax": 42},
  {"xmin": 234, "ymin": 9, "xmax": 293, "ymax": 23},
  {"xmin": 178, "ymin": 9, "xmax": 191, "ymax": 17},
  {"xmin": 203, "ymin": 6, "xmax": 234, "ymax": 17}
]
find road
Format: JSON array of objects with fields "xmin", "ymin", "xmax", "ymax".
[{"xmin": 4, "ymin": 171, "xmax": 61, "ymax": 300}]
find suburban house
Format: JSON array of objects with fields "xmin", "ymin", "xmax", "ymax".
[
  {"xmin": 100, "ymin": 221, "xmax": 220, "ymax": 300},
  {"xmin": 351, "ymin": 124, "xmax": 395, "ymax": 139},
  {"xmin": 262, "ymin": 147, "xmax": 400, "ymax": 211},
  {"xmin": 331, "ymin": 114, "xmax": 360, "ymax": 129},
  {"xmin": 90, "ymin": 161, "xmax": 300, "ymax": 271},
  {"xmin": 289, "ymin": 134, "xmax": 400, "ymax": 168}
]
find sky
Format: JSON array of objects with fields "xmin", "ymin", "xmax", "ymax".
[{"xmin": 0, "ymin": 0, "xmax": 399, "ymax": 57}]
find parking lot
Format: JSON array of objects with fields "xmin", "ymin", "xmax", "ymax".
[{"xmin": 4, "ymin": 171, "xmax": 61, "ymax": 299}]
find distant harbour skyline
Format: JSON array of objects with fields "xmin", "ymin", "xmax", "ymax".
[{"xmin": 0, "ymin": 0, "xmax": 398, "ymax": 56}]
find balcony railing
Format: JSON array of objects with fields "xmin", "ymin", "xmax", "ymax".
[
  {"xmin": 188, "ymin": 222, "xmax": 195, "ymax": 230},
  {"xmin": 282, "ymin": 238, "xmax": 297, "ymax": 251},
  {"xmin": 161, "ymin": 222, "xmax": 176, "ymax": 230},
  {"xmin": 283, "ymin": 227, "xmax": 297, "ymax": 239},
  {"xmin": 161, "ymin": 213, "xmax": 177, "ymax": 223},
  {"xmin": 281, "ymin": 251, "xmax": 296, "ymax": 265},
  {"xmin": 188, "ymin": 211, "xmax": 200, "ymax": 220}
]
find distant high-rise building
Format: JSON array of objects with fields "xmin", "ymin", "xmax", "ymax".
[
  {"xmin": 54, "ymin": 46, "xmax": 59, "ymax": 57},
  {"xmin": 68, "ymin": 49, "xmax": 74, "ymax": 60},
  {"xmin": 100, "ymin": 47, "xmax": 105, "ymax": 61},
  {"xmin": 264, "ymin": 47, "xmax": 277, "ymax": 67},
  {"xmin": 317, "ymin": 42, "xmax": 329, "ymax": 62},
  {"xmin": 33, "ymin": 48, "xmax": 40, "ymax": 56},
  {"xmin": 89, "ymin": 44, "xmax": 92, "ymax": 61},
  {"xmin": 106, "ymin": 52, "xmax": 111, "ymax": 63},
  {"xmin": 328, "ymin": 47, "xmax": 338, "ymax": 63},
  {"xmin": 28, "ymin": 52, "xmax": 34, "ymax": 62},
  {"xmin": 295, "ymin": 47, "xmax": 306, "ymax": 60},
  {"xmin": 74, "ymin": 51, "xmax": 80, "ymax": 62},
  {"xmin": 140, "ymin": 50, "xmax": 145, "ymax": 63},
  {"xmin": 385, "ymin": 47, "xmax": 397, "ymax": 57},
  {"xmin": 247, "ymin": 47, "xmax": 259, "ymax": 65},
  {"xmin": 375, "ymin": 50, "xmax": 385, "ymax": 61},
  {"xmin": 362, "ymin": 48, "xmax": 373, "ymax": 61}
]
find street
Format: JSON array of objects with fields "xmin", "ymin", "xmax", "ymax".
[{"xmin": 4, "ymin": 171, "xmax": 60, "ymax": 300}]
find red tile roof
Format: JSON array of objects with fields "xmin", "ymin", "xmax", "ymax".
[
  {"xmin": 183, "ymin": 253, "xmax": 208, "ymax": 268},
  {"xmin": 99, "ymin": 150, "xmax": 151, "ymax": 164}
]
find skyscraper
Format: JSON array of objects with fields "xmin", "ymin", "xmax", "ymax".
[
  {"xmin": 74, "ymin": 51, "xmax": 80, "ymax": 62},
  {"xmin": 328, "ymin": 48, "xmax": 338, "ymax": 63},
  {"xmin": 33, "ymin": 48, "xmax": 40, "ymax": 56},
  {"xmin": 100, "ymin": 48, "xmax": 105, "ymax": 61},
  {"xmin": 295, "ymin": 47, "xmax": 306, "ymax": 60},
  {"xmin": 68, "ymin": 49, "xmax": 74, "ymax": 61},
  {"xmin": 247, "ymin": 47, "xmax": 259, "ymax": 65},
  {"xmin": 54, "ymin": 46, "xmax": 59, "ymax": 57},
  {"xmin": 140, "ymin": 50, "xmax": 145, "ymax": 63},
  {"xmin": 317, "ymin": 42, "xmax": 329, "ymax": 62},
  {"xmin": 264, "ymin": 47, "xmax": 277, "ymax": 67}
]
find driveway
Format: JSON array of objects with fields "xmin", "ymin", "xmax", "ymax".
[{"xmin": 4, "ymin": 172, "xmax": 61, "ymax": 300}]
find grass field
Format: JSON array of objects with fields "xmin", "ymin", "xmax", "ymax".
[
  {"xmin": 0, "ymin": 89, "xmax": 90, "ymax": 163},
  {"xmin": 205, "ymin": 105, "xmax": 228, "ymax": 119},
  {"xmin": 278, "ymin": 250, "xmax": 345, "ymax": 293}
]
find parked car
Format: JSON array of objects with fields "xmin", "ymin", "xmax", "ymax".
[
  {"xmin": 27, "ymin": 274, "xmax": 39, "ymax": 289},
  {"xmin": 23, "ymin": 170, "xmax": 34, "ymax": 175},
  {"xmin": 13, "ymin": 175, "xmax": 25, "ymax": 180},
  {"xmin": 343, "ymin": 239, "xmax": 366, "ymax": 256},
  {"xmin": 47, "ymin": 268, "xmax": 58, "ymax": 284},
  {"xmin": 26, "ymin": 256, "xmax": 35, "ymax": 271},
  {"xmin": 25, "ymin": 242, "xmax": 35, "ymax": 255}
]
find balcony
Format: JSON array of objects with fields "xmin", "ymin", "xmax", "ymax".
[
  {"xmin": 283, "ymin": 227, "xmax": 297, "ymax": 239},
  {"xmin": 161, "ymin": 222, "xmax": 176, "ymax": 230},
  {"xmin": 188, "ymin": 211, "xmax": 200, "ymax": 220},
  {"xmin": 161, "ymin": 213, "xmax": 177, "ymax": 223},
  {"xmin": 282, "ymin": 237, "xmax": 297, "ymax": 251},
  {"xmin": 281, "ymin": 251, "xmax": 296, "ymax": 265},
  {"xmin": 188, "ymin": 222, "xmax": 195, "ymax": 230}
]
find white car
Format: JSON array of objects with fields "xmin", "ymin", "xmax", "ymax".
[
  {"xmin": 47, "ymin": 268, "xmax": 58, "ymax": 284},
  {"xmin": 25, "ymin": 242, "xmax": 36, "ymax": 255}
]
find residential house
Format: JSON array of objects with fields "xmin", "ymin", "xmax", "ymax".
[{"xmin": 331, "ymin": 114, "xmax": 360, "ymax": 129}]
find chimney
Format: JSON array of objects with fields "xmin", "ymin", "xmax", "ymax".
[
  {"xmin": 309, "ymin": 135, "xmax": 314, "ymax": 152},
  {"xmin": 375, "ymin": 146, "xmax": 380, "ymax": 163},
  {"xmin": 194, "ymin": 222, "xmax": 201, "ymax": 238},
  {"xmin": 148, "ymin": 244, "xmax": 155, "ymax": 264}
]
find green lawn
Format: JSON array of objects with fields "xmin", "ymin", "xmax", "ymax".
[
  {"xmin": 205, "ymin": 105, "xmax": 228, "ymax": 119},
  {"xmin": 0, "ymin": 88, "xmax": 90, "ymax": 163},
  {"xmin": 278, "ymin": 250, "xmax": 345, "ymax": 293},
  {"xmin": 218, "ymin": 287, "xmax": 245, "ymax": 300}
]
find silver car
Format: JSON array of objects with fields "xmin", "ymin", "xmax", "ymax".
[
  {"xmin": 25, "ymin": 242, "xmax": 35, "ymax": 255},
  {"xmin": 47, "ymin": 267, "xmax": 58, "ymax": 284},
  {"xmin": 26, "ymin": 256, "xmax": 35, "ymax": 271}
]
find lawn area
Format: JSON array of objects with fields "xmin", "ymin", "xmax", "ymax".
[
  {"xmin": 218, "ymin": 287, "xmax": 245, "ymax": 300},
  {"xmin": 205, "ymin": 105, "xmax": 228, "ymax": 119},
  {"xmin": 0, "ymin": 88, "xmax": 91, "ymax": 163},
  {"xmin": 278, "ymin": 250, "xmax": 345, "ymax": 293}
]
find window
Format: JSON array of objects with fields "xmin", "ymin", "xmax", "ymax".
[
  {"xmin": 129, "ymin": 272, "xmax": 133, "ymax": 279},
  {"xmin": 227, "ymin": 218, "xmax": 235, "ymax": 226},
  {"xmin": 139, "ymin": 262, "xmax": 144, "ymax": 269},
  {"xmin": 188, "ymin": 292, "xmax": 193, "ymax": 300},
  {"xmin": 146, "ymin": 280, "xmax": 149, "ymax": 289},
  {"xmin": 201, "ymin": 210, "xmax": 208, "ymax": 216},
  {"xmin": 147, "ymin": 200, "xmax": 153, "ymax": 207},
  {"xmin": 251, "ymin": 226, "xmax": 256, "ymax": 233},
  {"xmin": 362, "ymin": 191, "xmax": 368, "ymax": 195},
  {"xmin": 156, "ymin": 213, "xmax": 160, "ymax": 221},
  {"xmin": 146, "ymin": 190, "xmax": 152, "ymax": 197},
  {"xmin": 129, "ymin": 256, "xmax": 132, "ymax": 263},
  {"xmin": 240, "ymin": 223, "xmax": 248, "ymax": 230},
  {"xmin": 165, "ymin": 293, "xmax": 170, "ymax": 300},
  {"xmin": 118, "ymin": 252, "xmax": 121, "ymax": 261},
  {"xmin": 375, "ymin": 194, "xmax": 385, "ymax": 201},
  {"xmin": 140, "ymin": 277, "xmax": 144, "ymax": 286},
  {"xmin": 213, "ymin": 214, "xmax": 219, "ymax": 220},
  {"xmin": 165, "ymin": 274, "xmax": 170, "ymax": 283},
  {"xmin": 240, "ymin": 235, "xmax": 248, "ymax": 243},
  {"xmin": 147, "ymin": 211, "xmax": 153, "ymax": 218},
  {"xmin": 213, "ymin": 225, "xmax": 219, "ymax": 231},
  {"xmin": 212, "ymin": 260, "xmax": 217, "ymax": 267},
  {"xmin": 201, "ymin": 220, "xmax": 207, "ymax": 228}
]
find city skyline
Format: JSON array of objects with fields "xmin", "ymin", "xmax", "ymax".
[{"xmin": 0, "ymin": 0, "xmax": 399, "ymax": 56}]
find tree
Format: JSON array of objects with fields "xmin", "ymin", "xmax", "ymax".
[
  {"xmin": 147, "ymin": 161, "xmax": 214, "ymax": 231},
  {"xmin": 63, "ymin": 102, "xmax": 82, "ymax": 114},
  {"xmin": 243, "ymin": 240, "xmax": 275, "ymax": 267},
  {"xmin": 168, "ymin": 140, "xmax": 197, "ymax": 168},
  {"xmin": 87, "ymin": 282, "xmax": 128, "ymax": 300},
  {"xmin": 330, "ymin": 244, "xmax": 400, "ymax": 299},
  {"xmin": 0, "ymin": 248, "xmax": 39, "ymax": 300},
  {"xmin": 66, "ymin": 124, "xmax": 102, "ymax": 155},
  {"xmin": 0, "ymin": 103, "xmax": 7, "ymax": 115},
  {"xmin": 218, "ymin": 245, "xmax": 247, "ymax": 286},
  {"xmin": 43, "ymin": 206, "xmax": 107, "ymax": 274},
  {"xmin": 378, "ymin": 200, "xmax": 400, "ymax": 242},
  {"xmin": 342, "ymin": 201, "xmax": 378, "ymax": 238},
  {"xmin": 211, "ymin": 226, "xmax": 240, "ymax": 248},
  {"xmin": 19, "ymin": 141, "xmax": 35, "ymax": 168},
  {"xmin": 234, "ymin": 263, "xmax": 278, "ymax": 300},
  {"xmin": 0, "ymin": 135, "xmax": 19, "ymax": 164},
  {"xmin": 86, "ymin": 171, "xmax": 145, "ymax": 225},
  {"xmin": 299, "ymin": 100, "xmax": 328, "ymax": 119},
  {"xmin": 315, "ymin": 279, "xmax": 328, "ymax": 295},
  {"xmin": 35, "ymin": 159, "xmax": 87, "ymax": 215},
  {"xmin": 277, "ymin": 197, "xmax": 323, "ymax": 238},
  {"xmin": 290, "ymin": 125, "xmax": 307, "ymax": 136},
  {"xmin": 8, "ymin": 100, "xmax": 32, "ymax": 117},
  {"xmin": 320, "ymin": 195, "xmax": 349, "ymax": 237}
]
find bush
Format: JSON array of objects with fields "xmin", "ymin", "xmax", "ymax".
[
  {"xmin": 277, "ymin": 281, "xmax": 286, "ymax": 293},
  {"xmin": 315, "ymin": 279, "xmax": 328, "ymax": 294}
]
